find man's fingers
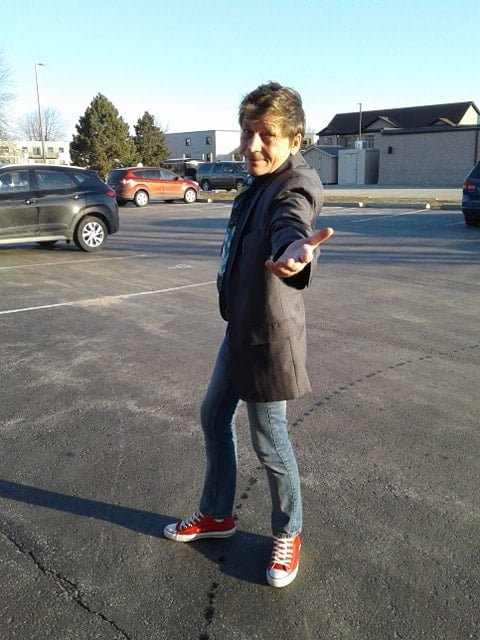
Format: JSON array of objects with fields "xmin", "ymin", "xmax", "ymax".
[
  {"xmin": 265, "ymin": 227, "xmax": 334, "ymax": 276},
  {"xmin": 307, "ymin": 227, "xmax": 334, "ymax": 247}
]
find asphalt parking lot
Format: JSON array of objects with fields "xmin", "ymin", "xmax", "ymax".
[{"xmin": 1, "ymin": 200, "xmax": 479, "ymax": 640}]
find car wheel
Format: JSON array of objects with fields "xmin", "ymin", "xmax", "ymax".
[
  {"xmin": 235, "ymin": 180, "xmax": 244, "ymax": 190},
  {"xmin": 201, "ymin": 180, "xmax": 211, "ymax": 191},
  {"xmin": 463, "ymin": 212, "xmax": 479, "ymax": 227},
  {"xmin": 184, "ymin": 188, "xmax": 197, "ymax": 203},
  {"xmin": 134, "ymin": 190, "xmax": 149, "ymax": 207},
  {"xmin": 74, "ymin": 216, "xmax": 108, "ymax": 252}
]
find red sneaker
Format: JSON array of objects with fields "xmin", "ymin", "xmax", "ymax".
[
  {"xmin": 266, "ymin": 535, "xmax": 301, "ymax": 588},
  {"xmin": 164, "ymin": 511, "xmax": 236, "ymax": 542}
]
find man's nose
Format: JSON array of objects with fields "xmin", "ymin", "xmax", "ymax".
[{"xmin": 247, "ymin": 132, "xmax": 262, "ymax": 152}]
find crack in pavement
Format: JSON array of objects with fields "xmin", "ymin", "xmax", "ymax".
[{"xmin": 0, "ymin": 527, "xmax": 131, "ymax": 639}]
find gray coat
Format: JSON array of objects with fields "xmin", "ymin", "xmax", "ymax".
[{"xmin": 219, "ymin": 153, "xmax": 324, "ymax": 402}]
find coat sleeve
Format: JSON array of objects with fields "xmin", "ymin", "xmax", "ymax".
[{"xmin": 268, "ymin": 185, "xmax": 320, "ymax": 290}]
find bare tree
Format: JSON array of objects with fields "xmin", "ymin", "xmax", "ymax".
[
  {"xmin": 0, "ymin": 49, "xmax": 15, "ymax": 139},
  {"xmin": 17, "ymin": 107, "xmax": 68, "ymax": 141}
]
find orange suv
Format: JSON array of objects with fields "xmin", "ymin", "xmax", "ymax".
[{"xmin": 107, "ymin": 167, "xmax": 199, "ymax": 207}]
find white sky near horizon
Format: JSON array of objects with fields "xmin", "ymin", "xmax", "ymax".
[{"xmin": 1, "ymin": 0, "xmax": 479, "ymax": 141}]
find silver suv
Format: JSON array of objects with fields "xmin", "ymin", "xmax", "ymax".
[{"xmin": 196, "ymin": 161, "xmax": 248, "ymax": 191}]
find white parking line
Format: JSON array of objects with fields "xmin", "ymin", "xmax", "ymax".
[
  {"xmin": 349, "ymin": 209, "xmax": 427, "ymax": 223},
  {"xmin": 0, "ymin": 281, "xmax": 216, "ymax": 316},
  {"xmin": 0, "ymin": 254, "xmax": 148, "ymax": 271}
]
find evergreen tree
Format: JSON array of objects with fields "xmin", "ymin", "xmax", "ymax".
[
  {"xmin": 70, "ymin": 94, "xmax": 137, "ymax": 179},
  {"xmin": 133, "ymin": 111, "xmax": 169, "ymax": 166}
]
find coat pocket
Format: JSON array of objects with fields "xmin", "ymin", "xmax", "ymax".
[{"xmin": 248, "ymin": 318, "xmax": 299, "ymax": 345}]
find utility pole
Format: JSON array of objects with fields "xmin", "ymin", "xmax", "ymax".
[
  {"xmin": 357, "ymin": 102, "xmax": 362, "ymax": 143},
  {"xmin": 35, "ymin": 62, "xmax": 46, "ymax": 162}
]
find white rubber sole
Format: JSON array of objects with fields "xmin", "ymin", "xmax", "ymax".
[
  {"xmin": 163, "ymin": 524, "xmax": 236, "ymax": 542},
  {"xmin": 266, "ymin": 563, "xmax": 299, "ymax": 588}
]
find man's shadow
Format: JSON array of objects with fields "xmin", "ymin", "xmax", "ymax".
[{"xmin": 0, "ymin": 479, "xmax": 269, "ymax": 585}]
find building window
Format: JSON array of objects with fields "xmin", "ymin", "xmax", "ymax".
[
  {"xmin": 185, "ymin": 137, "xmax": 191, "ymax": 146},
  {"xmin": 365, "ymin": 135, "xmax": 374, "ymax": 149},
  {"xmin": 33, "ymin": 146, "xmax": 41, "ymax": 156},
  {"xmin": 206, "ymin": 136, "xmax": 212, "ymax": 145}
]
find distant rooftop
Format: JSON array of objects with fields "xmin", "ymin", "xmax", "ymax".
[{"xmin": 318, "ymin": 101, "xmax": 480, "ymax": 136}]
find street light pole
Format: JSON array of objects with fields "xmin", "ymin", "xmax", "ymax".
[
  {"xmin": 357, "ymin": 102, "xmax": 362, "ymax": 143},
  {"xmin": 35, "ymin": 62, "xmax": 46, "ymax": 162}
]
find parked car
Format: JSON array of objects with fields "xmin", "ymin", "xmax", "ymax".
[
  {"xmin": 195, "ymin": 161, "xmax": 248, "ymax": 191},
  {"xmin": 107, "ymin": 167, "xmax": 199, "ymax": 207},
  {"xmin": 462, "ymin": 161, "xmax": 480, "ymax": 227},
  {"xmin": 0, "ymin": 164, "xmax": 119, "ymax": 252}
]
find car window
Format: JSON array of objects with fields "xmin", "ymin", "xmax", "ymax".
[
  {"xmin": 160, "ymin": 169, "xmax": 177, "ymax": 180},
  {"xmin": 70, "ymin": 170, "xmax": 94, "ymax": 184},
  {"xmin": 0, "ymin": 170, "xmax": 30, "ymax": 192},
  {"xmin": 469, "ymin": 164, "xmax": 480, "ymax": 179},
  {"xmin": 142, "ymin": 169, "xmax": 160, "ymax": 179},
  {"xmin": 35, "ymin": 169, "xmax": 76, "ymax": 190},
  {"xmin": 214, "ymin": 165, "xmax": 224, "ymax": 174},
  {"xmin": 108, "ymin": 170, "xmax": 126, "ymax": 181}
]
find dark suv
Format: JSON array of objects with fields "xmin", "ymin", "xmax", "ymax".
[
  {"xmin": 462, "ymin": 161, "xmax": 480, "ymax": 227},
  {"xmin": 0, "ymin": 164, "xmax": 119, "ymax": 251},
  {"xmin": 196, "ymin": 162, "xmax": 248, "ymax": 191}
]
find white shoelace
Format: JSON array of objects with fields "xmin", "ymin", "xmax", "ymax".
[
  {"xmin": 270, "ymin": 537, "xmax": 295, "ymax": 568},
  {"xmin": 178, "ymin": 511, "xmax": 203, "ymax": 530}
]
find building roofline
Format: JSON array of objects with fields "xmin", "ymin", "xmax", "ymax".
[{"xmin": 381, "ymin": 124, "xmax": 480, "ymax": 135}]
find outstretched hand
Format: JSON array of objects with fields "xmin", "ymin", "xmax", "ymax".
[{"xmin": 265, "ymin": 227, "xmax": 334, "ymax": 278}]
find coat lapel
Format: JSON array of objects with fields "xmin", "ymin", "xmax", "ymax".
[{"xmin": 224, "ymin": 186, "xmax": 263, "ymax": 283}]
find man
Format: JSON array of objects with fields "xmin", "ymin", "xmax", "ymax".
[{"xmin": 164, "ymin": 82, "xmax": 333, "ymax": 588}]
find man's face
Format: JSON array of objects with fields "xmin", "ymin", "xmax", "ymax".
[{"xmin": 239, "ymin": 116, "xmax": 301, "ymax": 176}]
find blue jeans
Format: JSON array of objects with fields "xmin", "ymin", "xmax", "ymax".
[{"xmin": 199, "ymin": 337, "xmax": 302, "ymax": 538}]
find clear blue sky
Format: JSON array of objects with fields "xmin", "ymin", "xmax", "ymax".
[{"xmin": 1, "ymin": 0, "xmax": 479, "ymax": 140}]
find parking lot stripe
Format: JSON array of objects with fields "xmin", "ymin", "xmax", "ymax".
[
  {"xmin": 0, "ymin": 254, "xmax": 148, "ymax": 271},
  {"xmin": 0, "ymin": 281, "xmax": 216, "ymax": 316},
  {"xmin": 349, "ymin": 209, "xmax": 428, "ymax": 222}
]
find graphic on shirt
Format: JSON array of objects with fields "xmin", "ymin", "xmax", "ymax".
[
  {"xmin": 217, "ymin": 223, "xmax": 236, "ymax": 291},
  {"xmin": 216, "ymin": 178, "xmax": 255, "ymax": 292}
]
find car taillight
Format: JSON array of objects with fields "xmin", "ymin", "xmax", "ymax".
[
  {"xmin": 463, "ymin": 179, "xmax": 477, "ymax": 191},
  {"xmin": 106, "ymin": 188, "xmax": 116, "ymax": 197}
]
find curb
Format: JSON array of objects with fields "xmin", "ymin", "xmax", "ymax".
[{"xmin": 324, "ymin": 201, "xmax": 461, "ymax": 211}]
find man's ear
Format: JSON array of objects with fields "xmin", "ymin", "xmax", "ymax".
[{"xmin": 290, "ymin": 132, "xmax": 303, "ymax": 155}]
